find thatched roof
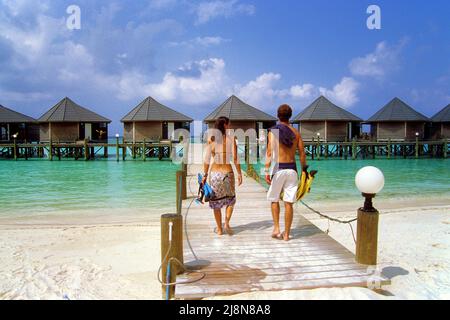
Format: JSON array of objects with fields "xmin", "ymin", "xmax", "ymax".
[
  {"xmin": 431, "ymin": 104, "xmax": 450, "ymax": 123},
  {"xmin": 121, "ymin": 97, "xmax": 193, "ymax": 122},
  {"xmin": 38, "ymin": 97, "xmax": 111, "ymax": 123},
  {"xmin": 204, "ymin": 95, "xmax": 277, "ymax": 122},
  {"xmin": 293, "ymin": 96, "xmax": 362, "ymax": 122},
  {"xmin": 0, "ymin": 104, "xmax": 36, "ymax": 123},
  {"xmin": 367, "ymin": 97, "xmax": 430, "ymax": 122}
]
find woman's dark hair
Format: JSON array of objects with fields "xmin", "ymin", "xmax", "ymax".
[{"xmin": 214, "ymin": 116, "xmax": 230, "ymax": 135}]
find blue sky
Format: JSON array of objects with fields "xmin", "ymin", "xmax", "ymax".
[{"xmin": 0, "ymin": 0, "xmax": 449, "ymax": 134}]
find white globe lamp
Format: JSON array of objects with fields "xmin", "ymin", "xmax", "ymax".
[
  {"xmin": 355, "ymin": 166, "xmax": 385, "ymax": 194},
  {"xmin": 355, "ymin": 166, "xmax": 385, "ymax": 265},
  {"xmin": 355, "ymin": 166, "xmax": 384, "ymax": 211}
]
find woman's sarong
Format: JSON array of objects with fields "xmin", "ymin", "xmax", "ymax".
[{"xmin": 209, "ymin": 172, "xmax": 236, "ymax": 209}]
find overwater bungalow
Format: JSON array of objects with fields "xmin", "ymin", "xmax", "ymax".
[
  {"xmin": 38, "ymin": 97, "xmax": 111, "ymax": 143},
  {"xmin": 0, "ymin": 104, "xmax": 39, "ymax": 142},
  {"xmin": 204, "ymin": 95, "xmax": 277, "ymax": 132},
  {"xmin": 121, "ymin": 97, "xmax": 193, "ymax": 143},
  {"xmin": 292, "ymin": 96, "xmax": 362, "ymax": 142},
  {"xmin": 430, "ymin": 104, "xmax": 450, "ymax": 139},
  {"xmin": 367, "ymin": 98, "xmax": 430, "ymax": 142}
]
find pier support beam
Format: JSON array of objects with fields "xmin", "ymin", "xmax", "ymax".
[
  {"xmin": 84, "ymin": 139, "xmax": 89, "ymax": 161},
  {"xmin": 161, "ymin": 214, "xmax": 183, "ymax": 300},
  {"xmin": 352, "ymin": 138, "xmax": 356, "ymax": 160},
  {"xmin": 444, "ymin": 139, "xmax": 448, "ymax": 159},
  {"xmin": 415, "ymin": 137, "xmax": 419, "ymax": 159},
  {"xmin": 142, "ymin": 139, "xmax": 146, "ymax": 161},
  {"xmin": 49, "ymin": 140, "xmax": 53, "ymax": 161},
  {"xmin": 316, "ymin": 137, "xmax": 321, "ymax": 161},
  {"xmin": 387, "ymin": 139, "xmax": 391, "ymax": 159},
  {"xmin": 13, "ymin": 138, "xmax": 17, "ymax": 161}
]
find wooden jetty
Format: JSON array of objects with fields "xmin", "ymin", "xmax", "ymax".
[
  {"xmin": 1, "ymin": 139, "xmax": 448, "ymax": 160},
  {"xmin": 0, "ymin": 140, "xmax": 174, "ymax": 161},
  {"xmin": 173, "ymin": 165, "xmax": 390, "ymax": 299}
]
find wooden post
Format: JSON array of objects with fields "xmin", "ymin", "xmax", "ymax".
[
  {"xmin": 84, "ymin": 139, "xmax": 89, "ymax": 161},
  {"xmin": 181, "ymin": 162, "xmax": 188, "ymax": 174},
  {"xmin": 142, "ymin": 139, "xmax": 146, "ymax": 161},
  {"xmin": 176, "ymin": 171, "xmax": 184, "ymax": 214},
  {"xmin": 116, "ymin": 136, "xmax": 120, "ymax": 162},
  {"xmin": 352, "ymin": 138, "xmax": 357, "ymax": 160},
  {"xmin": 49, "ymin": 139, "xmax": 53, "ymax": 161},
  {"xmin": 13, "ymin": 138, "xmax": 17, "ymax": 161},
  {"xmin": 344, "ymin": 142, "xmax": 348, "ymax": 160},
  {"xmin": 316, "ymin": 136, "xmax": 321, "ymax": 161},
  {"xmin": 415, "ymin": 136, "xmax": 419, "ymax": 159},
  {"xmin": 245, "ymin": 136, "xmax": 250, "ymax": 165},
  {"xmin": 356, "ymin": 208, "xmax": 379, "ymax": 266},
  {"xmin": 444, "ymin": 139, "xmax": 448, "ymax": 159},
  {"xmin": 311, "ymin": 138, "xmax": 315, "ymax": 160},
  {"xmin": 161, "ymin": 214, "xmax": 183, "ymax": 300},
  {"xmin": 387, "ymin": 139, "xmax": 391, "ymax": 159}
]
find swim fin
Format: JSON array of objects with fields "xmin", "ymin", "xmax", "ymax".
[{"xmin": 296, "ymin": 169, "xmax": 318, "ymax": 201}]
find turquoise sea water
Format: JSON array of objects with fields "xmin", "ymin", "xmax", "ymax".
[
  {"xmin": 250, "ymin": 159, "xmax": 450, "ymax": 204},
  {"xmin": 0, "ymin": 160, "xmax": 179, "ymax": 216},
  {"xmin": 0, "ymin": 157, "xmax": 448, "ymax": 217}
]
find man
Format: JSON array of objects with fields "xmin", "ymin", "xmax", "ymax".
[{"xmin": 265, "ymin": 104, "xmax": 307, "ymax": 241}]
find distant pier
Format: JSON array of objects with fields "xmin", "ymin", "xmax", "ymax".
[{"xmin": 0, "ymin": 138, "xmax": 448, "ymax": 160}]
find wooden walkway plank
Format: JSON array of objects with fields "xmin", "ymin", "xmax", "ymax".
[{"xmin": 175, "ymin": 164, "xmax": 389, "ymax": 299}]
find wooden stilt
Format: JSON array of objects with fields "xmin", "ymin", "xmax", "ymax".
[
  {"xmin": 245, "ymin": 136, "xmax": 250, "ymax": 165},
  {"xmin": 444, "ymin": 139, "xmax": 448, "ymax": 159},
  {"xmin": 352, "ymin": 138, "xmax": 357, "ymax": 160},
  {"xmin": 13, "ymin": 139, "xmax": 17, "ymax": 161},
  {"xmin": 415, "ymin": 137, "xmax": 419, "ymax": 159},
  {"xmin": 49, "ymin": 140, "xmax": 53, "ymax": 161},
  {"xmin": 84, "ymin": 139, "xmax": 89, "ymax": 161},
  {"xmin": 116, "ymin": 137, "xmax": 120, "ymax": 162},
  {"xmin": 142, "ymin": 139, "xmax": 146, "ymax": 161},
  {"xmin": 387, "ymin": 139, "xmax": 391, "ymax": 159}
]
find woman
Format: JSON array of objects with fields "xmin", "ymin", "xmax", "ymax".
[{"xmin": 203, "ymin": 117, "xmax": 243, "ymax": 236}]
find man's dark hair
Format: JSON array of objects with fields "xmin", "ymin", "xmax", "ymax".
[{"xmin": 277, "ymin": 104, "xmax": 292, "ymax": 122}]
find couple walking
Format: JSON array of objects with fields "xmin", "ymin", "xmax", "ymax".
[{"xmin": 202, "ymin": 104, "xmax": 307, "ymax": 241}]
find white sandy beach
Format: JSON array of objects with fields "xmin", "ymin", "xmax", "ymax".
[{"xmin": 0, "ymin": 199, "xmax": 449, "ymax": 300}]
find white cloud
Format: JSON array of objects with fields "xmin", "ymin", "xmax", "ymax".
[
  {"xmin": 235, "ymin": 73, "xmax": 359, "ymax": 109},
  {"xmin": 288, "ymin": 84, "xmax": 315, "ymax": 100},
  {"xmin": 147, "ymin": 0, "xmax": 177, "ymax": 10},
  {"xmin": 235, "ymin": 73, "xmax": 282, "ymax": 106},
  {"xmin": 117, "ymin": 58, "xmax": 228, "ymax": 105},
  {"xmin": 0, "ymin": 90, "xmax": 52, "ymax": 102},
  {"xmin": 319, "ymin": 77, "xmax": 360, "ymax": 107},
  {"xmin": 169, "ymin": 36, "xmax": 230, "ymax": 48},
  {"xmin": 195, "ymin": 0, "xmax": 255, "ymax": 24},
  {"xmin": 349, "ymin": 41, "xmax": 406, "ymax": 79},
  {"xmin": 1, "ymin": 0, "xmax": 49, "ymax": 17}
]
